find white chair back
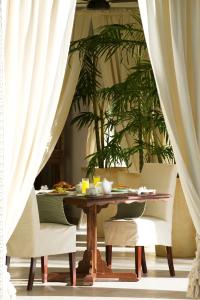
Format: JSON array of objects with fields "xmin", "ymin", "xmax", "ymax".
[
  {"xmin": 117, "ymin": 172, "xmax": 140, "ymax": 188},
  {"xmin": 141, "ymin": 163, "xmax": 177, "ymax": 223},
  {"xmin": 7, "ymin": 189, "xmax": 40, "ymax": 257}
]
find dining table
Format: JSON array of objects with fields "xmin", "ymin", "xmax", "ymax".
[{"xmin": 46, "ymin": 191, "xmax": 170, "ymax": 286}]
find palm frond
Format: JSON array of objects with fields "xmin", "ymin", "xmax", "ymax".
[
  {"xmin": 72, "ymin": 52, "xmax": 102, "ymax": 110},
  {"xmin": 71, "ymin": 112, "xmax": 97, "ymax": 129},
  {"xmin": 70, "ymin": 12, "xmax": 174, "ymax": 173}
]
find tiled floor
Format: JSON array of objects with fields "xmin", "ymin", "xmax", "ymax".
[{"xmin": 9, "ymin": 236, "xmax": 193, "ymax": 300}]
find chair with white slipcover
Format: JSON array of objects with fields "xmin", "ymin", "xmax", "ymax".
[
  {"xmin": 104, "ymin": 163, "xmax": 177, "ymax": 278},
  {"xmin": 6, "ymin": 189, "xmax": 76, "ymax": 290}
]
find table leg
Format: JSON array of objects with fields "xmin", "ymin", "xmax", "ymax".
[
  {"xmin": 48, "ymin": 204, "xmax": 138, "ymax": 285},
  {"xmin": 76, "ymin": 205, "xmax": 138, "ymax": 284},
  {"xmin": 76, "ymin": 205, "xmax": 97, "ymax": 285}
]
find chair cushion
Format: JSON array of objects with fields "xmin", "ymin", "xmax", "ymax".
[
  {"xmin": 37, "ymin": 223, "xmax": 76, "ymax": 257},
  {"xmin": 37, "ymin": 195, "xmax": 71, "ymax": 225},
  {"xmin": 104, "ymin": 216, "xmax": 172, "ymax": 247}
]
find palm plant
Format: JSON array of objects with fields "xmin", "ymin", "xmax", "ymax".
[
  {"xmin": 100, "ymin": 60, "xmax": 174, "ymax": 172},
  {"xmin": 70, "ymin": 48, "xmax": 105, "ymax": 169},
  {"xmin": 70, "ymin": 22, "xmax": 138, "ymax": 174},
  {"xmin": 70, "ymin": 11, "xmax": 174, "ymax": 175}
]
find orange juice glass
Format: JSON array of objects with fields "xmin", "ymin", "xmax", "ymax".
[
  {"xmin": 82, "ymin": 178, "xmax": 89, "ymax": 194},
  {"xmin": 93, "ymin": 176, "xmax": 101, "ymax": 186}
]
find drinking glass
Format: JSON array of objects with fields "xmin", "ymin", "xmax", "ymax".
[
  {"xmin": 82, "ymin": 178, "xmax": 89, "ymax": 194},
  {"xmin": 93, "ymin": 176, "xmax": 101, "ymax": 186}
]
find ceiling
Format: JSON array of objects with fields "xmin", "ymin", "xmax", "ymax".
[{"xmin": 76, "ymin": 0, "xmax": 138, "ymax": 8}]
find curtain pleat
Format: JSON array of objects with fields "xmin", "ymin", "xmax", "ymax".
[
  {"xmin": 4, "ymin": 1, "xmax": 76, "ymax": 298},
  {"xmin": 39, "ymin": 11, "xmax": 91, "ymax": 172},
  {"xmin": 138, "ymin": 0, "xmax": 200, "ymax": 297}
]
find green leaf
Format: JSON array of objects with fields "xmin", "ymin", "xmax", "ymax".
[{"xmin": 71, "ymin": 112, "xmax": 96, "ymax": 129}]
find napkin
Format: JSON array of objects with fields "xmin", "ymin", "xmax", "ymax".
[
  {"xmin": 137, "ymin": 186, "xmax": 156, "ymax": 195},
  {"xmin": 35, "ymin": 189, "xmax": 54, "ymax": 195}
]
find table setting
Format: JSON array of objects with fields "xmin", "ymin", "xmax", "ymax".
[
  {"xmin": 36, "ymin": 176, "xmax": 169, "ymax": 286},
  {"xmin": 36, "ymin": 176, "xmax": 157, "ymax": 198}
]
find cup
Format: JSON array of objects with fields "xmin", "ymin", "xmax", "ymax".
[
  {"xmin": 86, "ymin": 187, "xmax": 97, "ymax": 196},
  {"xmin": 93, "ymin": 176, "xmax": 101, "ymax": 186},
  {"xmin": 75, "ymin": 182, "xmax": 82, "ymax": 193},
  {"xmin": 95, "ymin": 181, "xmax": 103, "ymax": 194},
  {"xmin": 102, "ymin": 179, "xmax": 113, "ymax": 194},
  {"xmin": 82, "ymin": 178, "xmax": 89, "ymax": 194}
]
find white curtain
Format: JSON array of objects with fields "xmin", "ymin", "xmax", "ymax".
[
  {"xmin": 40, "ymin": 11, "xmax": 92, "ymax": 171},
  {"xmin": 3, "ymin": 1, "xmax": 76, "ymax": 298},
  {"xmin": 138, "ymin": 0, "xmax": 200, "ymax": 298}
]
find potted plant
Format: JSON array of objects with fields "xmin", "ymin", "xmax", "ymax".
[
  {"xmin": 99, "ymin": 59, "xmax": 174, "ymax": 172},
  {"xmin": 70, "ymin": 27, "xmax": 132, "ymax": 176},
  {"xmin": 69, "ymin": 11, "xmax": 174, "ymax": 176}
]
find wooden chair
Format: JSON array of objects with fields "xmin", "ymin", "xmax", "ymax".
[
  {"xmin": 6, "ymin": 189, "xmax": 76, "ymax": 290},
  {"xmin": 104, "ymin": 163, "xmax": 177, "ymax": 278}
]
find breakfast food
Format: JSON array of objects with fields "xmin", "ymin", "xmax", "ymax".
[
  {"xmin": 54, "ymin": 187, "xmax": 68, "ymax": 193},
  {"xmin": 112, "ymin": 184, "xmax": 129, "ymax": 189},
  {"xmin": 53, "ymin": 181, "xmax": 73, "ymax": 189},
  {"xmin": 52, "ymin": 181, "xmax": 75, "ymax": 193}
]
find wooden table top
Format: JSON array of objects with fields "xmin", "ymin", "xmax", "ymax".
[{"xmin": 63, "ymin": 192, "xmax": 170, "ymax": 207}]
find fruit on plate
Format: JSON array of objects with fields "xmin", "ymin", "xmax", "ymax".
[
  {"xmin": 53, "ymin": 181, "xmax": 73, "ymax": 189},
  {"xmin": 54, "ymin": 187, "xmax": 68, "ymax": 193},
  {"xmin": 112, "ymin": 184, "xmax": 129, "ymax": 189}
]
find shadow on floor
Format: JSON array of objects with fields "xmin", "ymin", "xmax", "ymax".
[{"xmin": 15, "ymin": 285, "xmax": 188, "ymax": 299}]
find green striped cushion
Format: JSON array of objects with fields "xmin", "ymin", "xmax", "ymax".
[
  {"xmin": 37, "ymin": 194, "xmax": 71, "ymax": 225},
  {"xmin": 115, "ymin": 202, "xmax": 146, "ymax": 219}
]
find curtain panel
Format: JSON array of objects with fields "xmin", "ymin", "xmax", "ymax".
[
  {"xmin": 3, "ymin": 1, "xmax": 76, "ymax": 298},
  {"xmin": 138, "ymin": 0, "xmax": 200, "ymax": 297},
  {"xmin": 39, "ymin": 10, "xmax": 92, "ymax": 173}
]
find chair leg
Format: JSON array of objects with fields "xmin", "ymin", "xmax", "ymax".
[
  {"xmin": 41, "ymin": 256, "xmax": 48, "ymax": 283},
  {"xmin": 141, "ymin": 246, "xmax": 147, "ymax": 274},
  {"xmin": 135, "ymin": 246, "xmax": 142, "ymax": 278},
  {"xmin": 106, "ymin": 245, "xmax": 112, "ymax": 268},
  {"xmin": 166, "ymin": 246, "xmax": 175, "ymax": 276},
  {"xmin": 27, "ymin": 258, "xmax": 37, "ymax": 291},
  {"xmin": 6, "ymin": 256, "xmax": 11, "ymax": 268},
  {"xmin": 69, "ymin": 252, "xmax": 76, "ymax": 286}
]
